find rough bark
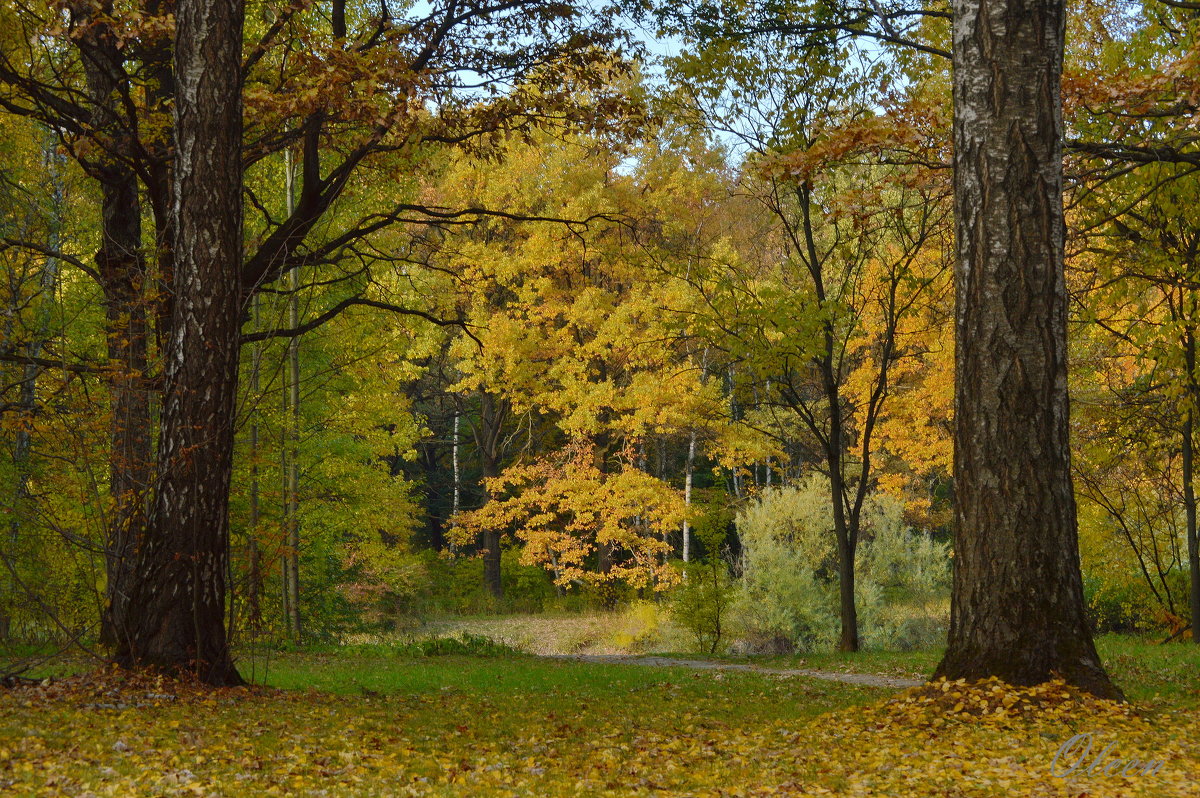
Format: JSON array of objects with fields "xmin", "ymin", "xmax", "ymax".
[
  {"xmin": 110, "ymin": 0, "xmax": 245, "ymax": 685},
  {"xmin": 934, "ymin": 0, "xmax": 1119, "ymax": 697},
  {"xmin": 69, "ymin": 2, "xmax": 155, "ymax": 646},
  {"xmin": 1184, "ymin": 326, "xmax": 1200, "ymax": 644}
]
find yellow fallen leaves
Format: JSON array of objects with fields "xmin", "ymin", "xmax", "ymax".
[
  {"xmin": 0, "ymin": 666, "xmax": 1197, "ymax": 796},
  {"xmin": 879, "ymin": 675, "xmax": 1140, "ymax": 727}
]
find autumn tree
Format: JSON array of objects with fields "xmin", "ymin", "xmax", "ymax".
[
  {"xmin": 1070, "ymin": 158, "xmax": 1200, "ymax": 641},
  {"xmin": 103, "ymin": 0, "xmax": 246, "ymax": 683},
  {"xmin": 439, "ymin": 124, "xmax": 744, "ymax": 591},
  {"xmin": 1, "ymin": 0, "xmax": 643, "ymax": 678},
  {"xmin": 662, "ymin": 25, "xmax": 953, "ymax": 652},
  {"xmin": 1064, "ymin": 1, "xmax": 1200, "ymax": 644}
]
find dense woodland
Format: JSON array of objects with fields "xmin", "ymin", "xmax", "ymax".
[{"xmin": 0, "ymin": 0, "xmax": 1197, "ymax": 691}]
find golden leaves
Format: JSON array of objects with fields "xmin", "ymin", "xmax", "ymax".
[
  {"xmin": 4, "ymin": 663, "xmax": 1199, "ymax": 796},
  {"xmin": 452, "ymin": 439, "xmax": 681, "ymax": 589},
  {"xmin": 7, "ymin": 662, "xmax": 1200, "ymax": 796}
]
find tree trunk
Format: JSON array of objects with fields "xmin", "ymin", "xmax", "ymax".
[
  {"xmin": 826, "ymin": 397, "xmax": 858, "ymax": 653},
  {"xmin": 802, "ymin": 181, "xmax": 860, "ymax": 654},
  {"xmin": 284, "ymin": 223, "xmax": 302, "ymax": 643},
  {"xmin": 246, "ymin": 293, "xmax": 264, "ymax": 629},
  {"xmin": 280, "ymin": 146, "xmax": 302, "ymax": 642},
  {"xmin": 477, "ymin": 392, "xmax": 505, "ymax": 599},
  {"xmin": 71, "ymin": 1, "xmax": 156, "ymax": 649},
  {"xmin": 110, "ymin": 0, "xmax": 244, "ymax": 685},
  {"xmin": 1183, "ymin": 325, "xmax": 1200, "ymax": 644},
  {"xmin": 480, "ymin": 454, "xmax": 503, "ymax": 600},
  {"xmin": 934, "ymin": 0, "xmax": 1118, "ymax": 696},
  {"xmin": 452, "ymin": 412, "xmax": 461, "ymax": 518},
  {"xmin": 682, "ymin": 429, "xmax": 696, "ymax": 563}
]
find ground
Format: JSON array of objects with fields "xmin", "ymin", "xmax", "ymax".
[{"xmin": 0, "ymin": 633, "xmax": 1197, "ymax": 796}]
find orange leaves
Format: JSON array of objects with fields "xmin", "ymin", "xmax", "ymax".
[
  {"xmin": 757, "ymin": 95, "xmax": 949, "ymax": 185},
  {"xmin": 243, "ymin": 42, "xmax": 422, "ymax": 140}
]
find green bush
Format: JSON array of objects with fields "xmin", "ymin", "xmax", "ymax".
[
  {"xmin": 384, "ymin": 546, "xmax": 565, "ymax": 619},
  {"xmin": 1081, "ymin": 570, "xmax": 1183, "ymax": 634},
  {"xmin": 732, "ymin": 475, "xmax": 950, "ymax": 653},
  {"xmin": 670, "ymin": 505, "xmax": 737, "ymax": 654}
]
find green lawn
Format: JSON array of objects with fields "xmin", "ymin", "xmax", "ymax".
[{"xmin": 1, "ymin": 633, "xmax": 1198, "ymax": 796}]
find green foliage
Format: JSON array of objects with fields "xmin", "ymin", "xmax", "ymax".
[
  {"xmin": 1081, "ymin": 570, "xmax": 1188, "ymax": 635},
  {"xmin": 733, "ymin": 475, "xmax": 950, "ymax": 652},
  {"xmin": 403, "ymin": 548, "xmax": 561, "ymax": 618},
  {"xmin": 670, "ymin": 504, "xmax": 737, "ymax": 653},
  {"xmin": 392, "ymin": 633, "xmax": 525, "ymax": 658}
]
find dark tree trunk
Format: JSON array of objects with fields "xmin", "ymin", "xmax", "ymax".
[
  {"xmin": 824, "ymin": 353, "xmax": 858, "ymax": 654},
  {"xmin": 1183, "ymin": 326, "xmax": 1200, "ymax": 644},
  {"xmin": 70, "ymin": 2, "xmax": 156, "ymax": 647},
  {"xmin": 110, "ymin": 0, "xmax": 245, "ymax": 685},
  {"xmin": 934, "ymin": 0, "xmax": 1119, "ymax": 697}
]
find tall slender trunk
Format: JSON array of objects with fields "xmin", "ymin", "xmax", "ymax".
[
  {"xmin": 682, "ymin": 429, "xmax": 696, "ymax": 563},
  {"xmin": 727, "ymin": 366, "xmax": 741, "ymax": 499},
  {"xmin": 246, "ymin": 293, "xmax": 263, "ymax": 628},
  {"xmin": 282, "ymin": 149, "xmax": 302, "ymax": 642},
  {"xmin": 1183, "ymin": 324, "xmax": 1200, "ymax": 644},
  {"xmin": 112, "ymin": 0, "xmax": 245, "ymax": 685},
  {"xmin": 934, "ymin": 0, "xmax": 1117, "ymax": 697},
  {"xmin": 827, "ymin": 393, "xmax": 858, "ymax": 653},
  {"xmin": 452, "ymin": 412, "xmax": 461, "ymax": 518},
  {"xmin": 799, "ymin": 181, "xmax": 860, "ymax": 654},
  {"xmin": 476, "ymin": 392, "xmax": 506, "ymax": 598}
]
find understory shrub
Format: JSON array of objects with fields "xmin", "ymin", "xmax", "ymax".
[
  {"xmin": 670, "ymin": 505, "xmax": 737, "ymax": 653},
  {"xmin": 732, "ymin": 474, "xmax": 950, "ymax": 652},
  {"xmin": 393, "ymin": 632, "xmax": 525, "ymax": 657}
]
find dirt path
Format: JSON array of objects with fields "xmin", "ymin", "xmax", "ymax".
[{"xmin": 546, "ymin": 654, "xmax": 924, "ymax": 690}]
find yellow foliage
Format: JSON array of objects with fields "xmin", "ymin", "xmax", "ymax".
[{"xmin": 452, "ymin": 439, "xmax": 681, "ymax": 590}]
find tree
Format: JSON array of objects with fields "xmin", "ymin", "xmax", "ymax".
[
  {"xmin": 1, "ymin": 0, "xmax": 639, "ymax": 678},
  {"xmin": 663, "ymin": 31, "xmax": 952, "ymax": 651},
  {"xmin": 931, "ymin": 0, "xmax": 1119, "ymax": 697},
  {"xmin": 107, "ymin": 0, "xmax": 245, "ymax": 684}
]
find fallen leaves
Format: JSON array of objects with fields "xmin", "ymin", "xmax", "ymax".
[{"xmin": 0, "ymin": 664, "xmax": 1197, "ymax": 796}]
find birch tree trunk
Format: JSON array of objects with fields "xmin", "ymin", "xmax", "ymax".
[
  {"xmin": 934, "ymin": 0, "xmax": 1118, "ymax": 696},
  {"xmin": 110, "ymin": 0, "xmax": 245, "ymax": 685},
  {"xmin": 682, "ymin": 429, "xmax": 696, "ymax": 563}
]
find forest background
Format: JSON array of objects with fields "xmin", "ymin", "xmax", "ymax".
[{"xmin": 0, "ymin": 0, "xmax": 1197, "ymax": 666}]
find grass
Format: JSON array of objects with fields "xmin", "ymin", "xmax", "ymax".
[
  {"xmin": 253, "ymin": 651, "xmax": 887, "ymax": 722},
  {"xmin": 2, "ymin": 631, "xmax": 1199, "ymax": 795},
  {"xmin": 0, "ymin": 650, "xmax": 888, "ymax": 797}
]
